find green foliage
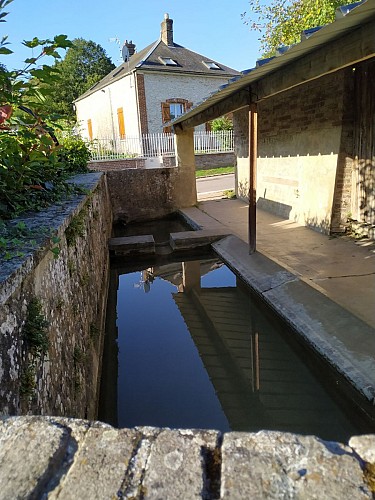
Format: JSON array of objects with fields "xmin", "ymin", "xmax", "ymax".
[
  {"xmin": 58, "ymin": 134, "xmax": 91, "ymax": 174},
  {"xmin": 50, "ymin": 235, "xmax": 61, "ymax": 258},
  {"xmin": 0, "ymin": 220, "xmax": 37, "ymax": 260},
  {"xmin": 73, "ymin": 345, "xmax": 84, "ymax": 364},
  {"xmin": 0, "ymin": 219, "xmax": 62, "ymax": 263},
  {"xmin": 41, "ymin": 38, "xmax": 115, "ymax": 120},
  {"xmin": 210, "ymin": 116, "xmax": 233, "ymax": 131},
  {"xmin": 0, "ymin": 2, "xmax": 92, "ymax": 220},
  {"xmin": 20, "ymin": 363, "xmax": 36, "ymax": 398},
  {"xmin": 89, "ymin": 323, "xmax": 100, "ymax": 343},
  {"xmin": 242, "ymin": 0, "xmax": 349, "ymax": 57},
  {"xmin": 195, "ymin": 166, "xmax": 234, "ymax": 178},
  {"xmin": 23, "ymin": 298, "xmax": 50, "ymax": 359},
  {"xmin": 0, "ymin": 1, "xmax": 83, "ymax": 218},
  {"xmin": 65, "ymin": 208, "xmax": 87, "ymax": 246},
  {"xmin": 224, "ymin": 189, "xmax": 236, "ymax": 199},
  {"xmin": 0, "ymin": 130, "xmax": 80, "ymax": 218}
]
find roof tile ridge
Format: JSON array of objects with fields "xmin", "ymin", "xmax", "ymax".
[{"xmin": 135, "ymin": 39, "xmax": 162, "ymax": 68}]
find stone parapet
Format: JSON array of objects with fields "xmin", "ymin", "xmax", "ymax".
[{"xmin": 0, "ymin": 416, "xmax": 373, "ymax": 499}]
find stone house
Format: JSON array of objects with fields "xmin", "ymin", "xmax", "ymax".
[
  {"xmin": 170, "ymin": 1, "xmax": 375, "ymax": 239},
  {"xmin": 74, "ymin": 14, "xmax": 239, "ymax": 142}
]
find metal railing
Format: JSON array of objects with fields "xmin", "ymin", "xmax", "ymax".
[{"xmin": 88, "ymin": 130, "xmax": 233, "ymax": 160}]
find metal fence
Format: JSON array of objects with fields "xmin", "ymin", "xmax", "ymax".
[{"xmin": 88, "ymin": 130, "xmax": 233, "ymax": 160}]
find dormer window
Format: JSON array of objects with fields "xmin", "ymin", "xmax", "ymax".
[
  {"xmin": 203, "ymin": 61, "xmax": 221, "ymax": 70},
  {"xmin": 159, "ymin": 56, "xmax": 178, "ymax": 66}
]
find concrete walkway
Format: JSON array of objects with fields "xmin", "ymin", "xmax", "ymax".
[
  {"xmin": 194, "ymin": 198, "xmax": 375, "ymax": 328},
  {"xmin": 181, "ymin": 198, "xmax": 375, "ymax": 409}
]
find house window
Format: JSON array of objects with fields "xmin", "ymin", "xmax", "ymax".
[
  {"xmin": 161, "ymin": 99, "xmax": 192, "ymax": 133},
  {"xmin": 117, "ymin": 107, "xmax": 126, "ymax": 138},
  {"xmin": 87, "ymin": 119, "xmax": 93, "ymax": 140},
  {"xmin": 159, "ymin": 56, "xmax": 178, "ymax": 66},
  {"xmin": 202, "ymin": 61, "xmax": 221, "ymax": 70},
  {"xmin": 169, "ymin": 103, "xmax": 185, "ymax": 121}
]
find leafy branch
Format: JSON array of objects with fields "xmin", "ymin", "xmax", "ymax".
[{"xmin": 242, "ymin": 0, "xmax": 349, "ymax": 57}]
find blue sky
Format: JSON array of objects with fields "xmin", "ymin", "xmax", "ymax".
[{"xmin": 2, "ymin": 0, "xmax": 263, "ymax": 73}]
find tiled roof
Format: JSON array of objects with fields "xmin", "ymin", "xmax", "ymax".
[
  {"xmin": 75, "ymin": 40, "xmax": 239, "ymax": 102},
  {"xmin": 171, "ymin": 0, "xmax": 374, "ymax": 128}
]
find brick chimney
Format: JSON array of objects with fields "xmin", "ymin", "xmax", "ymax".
[
  {"xmin": 124, "ymin": 40, "xmax": 136, "ymax": 57},
  {"xmin": 161, "ymin": 13, "xmax": 173, "ymax": 46}
]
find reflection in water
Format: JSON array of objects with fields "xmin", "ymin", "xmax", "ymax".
[{"xmin": 99, "ymin": 259, "xmax": 362, "ymax": 441}]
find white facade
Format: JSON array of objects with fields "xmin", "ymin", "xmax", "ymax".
[
  {"xmin": 75, "ymin": 15, "xmax": 239, "ymax": 145},
  {"xmin": 75, "ymin": 73, "xmax": 139, "ymax": 140},
  {"xmin": 76, "ymin": 69, "xmax": 233, "ymax": 140}
]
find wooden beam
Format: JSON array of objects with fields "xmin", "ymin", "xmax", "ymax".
[
  {"xmin": 174, "ymin": 89, "xmax": 251, "ymax": 131},
  {"xmin": 255, "ymin": 20, "xmax": 375, "ymax": 101},
  {"xmin": 249, "ymin": 103, "xmax": 257, "ymax": 254},
  {"xmin": 175, "ymin": 20, "xmax": 375, "ymax": 132}
]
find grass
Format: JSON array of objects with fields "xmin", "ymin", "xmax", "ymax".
[{"xmin": 195, "ymin": 166, "xmax": 234, "ymax": 178}]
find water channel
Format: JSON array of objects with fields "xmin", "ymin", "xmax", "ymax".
[{"xmin": 100, "ymin": 251, "xmax": 370, "ymax": 442}]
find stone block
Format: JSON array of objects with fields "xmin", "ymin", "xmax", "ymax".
[
  {"xmin": 170, "ymin": 230, "xmax": 229, "ymax": 251},
  {"xmin": 0, "ymin": 417, "xmax": 71, "ymax": 500},
  {"xmin": 141, "ymin": 428, "xmax": 219, "ymax": 500},
  {"xmin": 109, "ymin": 235, "xmax": 155, "ymax": 256},
  {"xmin": 49, "ymin": 425, "xmax": 140, "ymax": 499},
  {"xmin": 221, "ymin": 431, "xmax": 371, "ymax": 499},
  {"xmin": 349, "ymin": 435, "xmax": 375, "ymax": 464}
]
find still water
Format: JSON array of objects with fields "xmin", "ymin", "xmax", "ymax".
[{"xmin": 100, "ymin": 258, "xmax": 364, "ymax": 441}]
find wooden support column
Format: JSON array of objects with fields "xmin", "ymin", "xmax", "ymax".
[{"xmin": 248, "ymin": 103, "xmax": 258, "ymax": 254}]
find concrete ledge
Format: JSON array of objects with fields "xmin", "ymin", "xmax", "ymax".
[
  {"xmin": 0, "ymin": 416, "xmax": 373, "ymax": 499},
  {"xmin": 213, "ymin": 235, "xmax": 375, "ymax": 405},
  {"xmin": 170, "ymin": 230, "xmax": 229, "ymax": 251},
  {"xmin": 179, "ymin": 207, "xmax": 228, "ymax": 232},
  {"xmin": 108, "ymin": 235, "xmax": 155, "ymax": 256},
  {"xmin": 197, "ymin": 191, "xmax": 227, "ymax": 201}
]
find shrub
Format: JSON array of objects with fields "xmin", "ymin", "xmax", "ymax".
[
  {"xmin": 58, "ymin": 134, "xmax": 91, "ymax": 174},
  {"xmin": 0, "ymin": 0, "xmax": 75, "ymax": 219}
]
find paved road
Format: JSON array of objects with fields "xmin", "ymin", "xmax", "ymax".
[{"xmin": 196, "ymin": 173, "xmax": 234, "ymax": 194}]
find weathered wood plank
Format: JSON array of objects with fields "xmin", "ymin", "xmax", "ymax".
[
  {"xmin": 255, "ymin": 21, "xmax": 375, "ymax": 101},
  {"xmin": 174, "ymin": 89, "xmax": 251, "ymax": 131}
]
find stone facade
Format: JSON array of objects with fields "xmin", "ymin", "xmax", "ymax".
[
  {"xmin": 234, "ymin": 59, "xmax": 375, "ymax": 235},
  {"xmin": 89, "ymin": 158, "xmax": 146, "ymax": 171},
  {"xmin": 0, "ymin": 174, "xmax": 112, "ymax": 419},
  {"xmin": 76, "ymin": 70, "xmax": 235, "ymax": 141},
  {"xmin": 143, "ymin": 72, "xmax": 231, "ymax": 134},
  {"xmin": 234, "ymin": 67, "xmax": 361, "ymax": 234},
  {"xmin": 106, "ymin": 164, "xmax": 197, "ymax": 223},
  {"xmin": 76, "ymin": 74, "xmax": 141, "ymax": 140}
]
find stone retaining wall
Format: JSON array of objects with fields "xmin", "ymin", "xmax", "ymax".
[
  {"xmin": 89, "ymin": 158, "xmax": 146, "ymax": 171},
  {"xmin": 1, "ymin": 416, "xmax": 373, "ymax": 499},
  {"xmin": 88, "ymin": 152, "xmax": 234, "ymax": 172},
  {"xmin": 105, "ymin": 167, "xmax": 196, "ymax": 223},
  {"xmin": 0, "ymin": 173, "xmax": 112, "ymax": 419}
]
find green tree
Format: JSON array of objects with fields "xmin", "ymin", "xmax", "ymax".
[
  {"xmin": 210, "ymin": 115, "xmax": 233, "ymax": 131},
  {"xmin": 242, "ymin": 0, "xmax": 349, "ymax": 57},
  {"xmin": 42, "ymin": 38, "xmax": 115, "ymax": 120}
]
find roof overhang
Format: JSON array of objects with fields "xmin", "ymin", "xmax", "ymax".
[{"xmin": 171, "ymin": 0, "xmax": 375, "ymax": 131}]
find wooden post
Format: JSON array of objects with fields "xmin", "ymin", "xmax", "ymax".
[{"xmin": 248, "ymin": 103, "xmax": 258, "ymax": 254}]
